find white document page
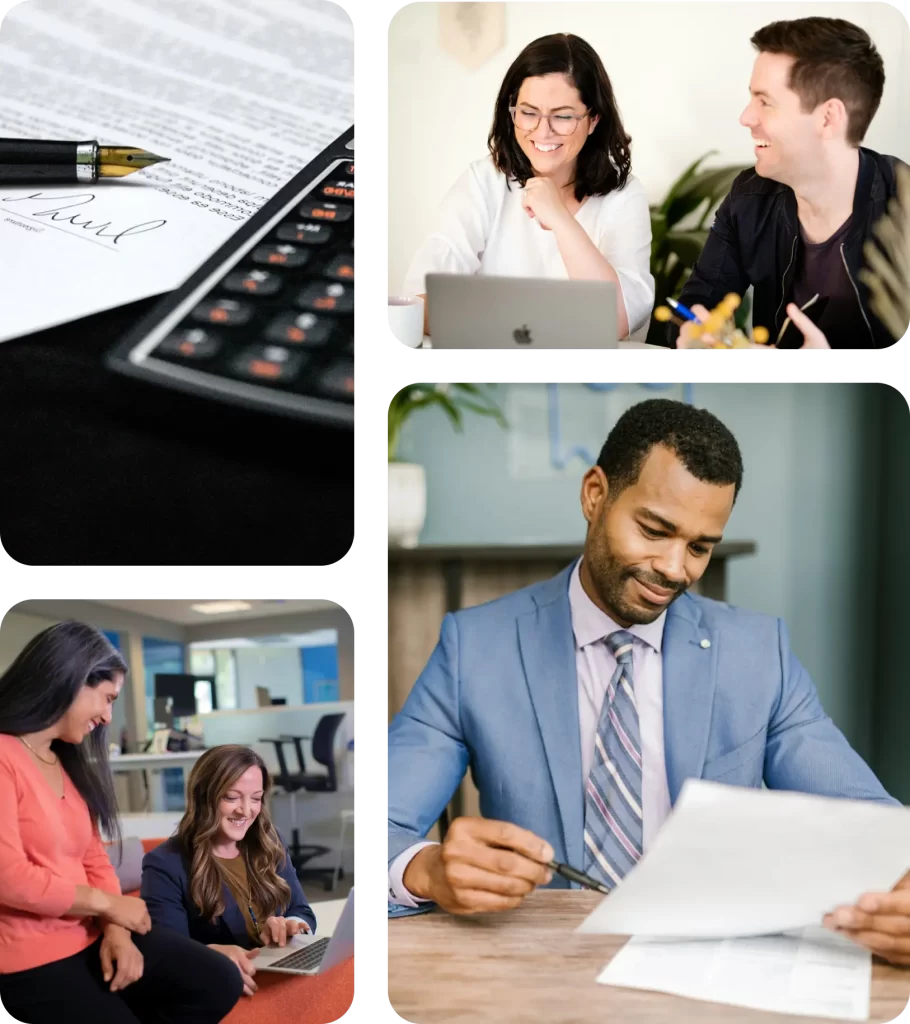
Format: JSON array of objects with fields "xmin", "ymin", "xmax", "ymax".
[
  {"xmin": 0, "ymin": 0, "xmax": 353, "ymax": 341},
  {"xmin": 598, "ymin": 926, "xmax": 872, "ymax": 1021},
  {"xmin": 578, "ymin": 780, "xmax": 910, "ymax": 938}
]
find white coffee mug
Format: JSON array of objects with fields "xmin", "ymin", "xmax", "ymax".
[{"xmin": 388, "ymin": 295, "xmax": 424, "ymax": 348}]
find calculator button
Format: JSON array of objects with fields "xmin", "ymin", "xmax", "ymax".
[
  {"xmin": 223, "ymin": 269, "xmax": 283, "ymax": 297},
  {"xmin": 297, "ymin": 281, "xmax": 353, "ymax": 315},
  {"xmin": 276, "ymin": 222, "xmax": 333, "ymax": 245},
  {"xmin": 317, "ymin": 360, "xmax": 354, "ymax": 401},
  {"xmin": 319, "ymin": 180, "xmax": 354, "ymax": 202},
  {"xmin": 157, "ymin": 328, "xmax": 222, "ymax": 360},
  {"xmin": 326, "ymin": 255, "xmax": 354, "ymax": 282},
  {"xmin": 264, "ymin": 312, "xmax": 334, "ymax": 347},
  {"xmin": 251, "ymin": 244, "xmax": 311, "ymax": 269},
  {"xmin": 232, "ymin": 345, "xmax": 304, "ymax": 384},
  {"xmin": 191, "ymin": 297, "xmax": 253, "ymax": 326},
  {"xmin": 297, "ymin": 201, "xmax": 351, "ymax": 224}
]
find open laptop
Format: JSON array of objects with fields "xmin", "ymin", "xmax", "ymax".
[
  {"xmin": 426, "ymin": 273, "xmax": 618, "ymax": 349},
  {"xmin": 256, "ymin": 888, "xmax": 354, "ymax": 975}
]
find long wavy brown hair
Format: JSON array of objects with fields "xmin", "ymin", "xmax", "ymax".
[
  {"xmin": 488, "ymin": 33, "xmax": 632, "ymax": 201},
  {"xmin": 176, "ymin": 745, "xmax": 291, "ymax": 923}
]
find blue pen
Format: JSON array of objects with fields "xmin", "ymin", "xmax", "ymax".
[{"xmin": 666, "ymin": 297, "xmax": 701, "ymax": 323}]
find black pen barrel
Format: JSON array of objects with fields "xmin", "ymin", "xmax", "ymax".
[{"xmin": 0, "ymin": 138, "xmax": 92, "ymax": 183}]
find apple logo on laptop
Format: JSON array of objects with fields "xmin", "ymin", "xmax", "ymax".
[{"xmin": 513, "ymin": 325, "xmax": 533, "ymax": 345}]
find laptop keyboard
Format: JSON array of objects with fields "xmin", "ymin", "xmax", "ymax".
[
  {"xmin": 107, "ymin": 132, "xmax": 354, "ymax": 425},
  {"xmin": 268, "ymin": 936, "xmax": 330, "ymax": 972}
]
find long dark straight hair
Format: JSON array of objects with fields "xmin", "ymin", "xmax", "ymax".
[{"xmin": 0, "ymin": 621, "xmax": 126, "ymax": 848}]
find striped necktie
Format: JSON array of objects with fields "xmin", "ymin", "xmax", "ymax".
[{"xmin": 583, "ymin": 629, "xmax": 644, "ymax": 889}]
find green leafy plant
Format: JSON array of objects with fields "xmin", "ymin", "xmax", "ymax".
[
  {"xmin": 388, "ymin": 384, "xmax": 506, "ymax": 461},
  {"xmin": 647, "ymin": 151, "xmax": 751, "ymax": 345}
]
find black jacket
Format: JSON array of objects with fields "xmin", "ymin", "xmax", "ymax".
[{"xmin": 668, "ymin": 147, "xmax": 905, "ymax": 348}]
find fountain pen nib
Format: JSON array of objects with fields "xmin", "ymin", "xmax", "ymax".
[{"xmin": 97, "ymin": 146, "xmax": 171, "ymax": 177}]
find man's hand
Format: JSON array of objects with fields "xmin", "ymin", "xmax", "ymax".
[
  {"xmin": 99, "ymin": 925, "xmax": 144, "ymax": 993},
  {"xmin": 823, "ymin": 870, "xmax": 910, "ymax": 965},
  {"xmin": 521, "ymin": 178, "xmax": 572, "ymax": 232},
  {"xmin": 209, "ymin": 945, "xmax": 260, "ymax": 996},
  {"xmin": 263, "ymin": 916, "xmax": 310, "ymax": 947},
  {"xmin": 784, "ymin": 303, "xmax": 831, "ymax": 349},
  {"xmin": 402, "ymin": 817, "xmax": 554, "ymax": 915}
]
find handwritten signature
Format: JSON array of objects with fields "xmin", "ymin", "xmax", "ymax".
[{"xmin": 0, "ymin": 192, "xmax": 166, "ymax": 244}]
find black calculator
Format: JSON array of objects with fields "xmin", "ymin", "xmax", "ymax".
[{"xmin": 107, "ymin": 127, "xmax": 354, "ymax": 426}]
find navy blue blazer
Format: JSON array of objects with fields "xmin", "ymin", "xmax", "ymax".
[{"xmin": 141, "ymin": 833, "xmax": 316, "ymax": 947}]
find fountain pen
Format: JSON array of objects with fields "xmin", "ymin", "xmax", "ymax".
[{"xmin": 0, "ymin": 137, "xmax": 170, "ymax": 185}]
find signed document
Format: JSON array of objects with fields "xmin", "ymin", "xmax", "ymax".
[{"xmin": 0, "ymin": 0, "xmax": 353, "ymax": 341}]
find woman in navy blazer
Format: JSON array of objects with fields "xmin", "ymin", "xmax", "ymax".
[{"xmin": 141, "ymin": 745, "xmax": 316, "ymax": 998}]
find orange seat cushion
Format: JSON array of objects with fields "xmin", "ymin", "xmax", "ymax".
[{"xmin": 222, "ymin": 956, "xmax": 353, "ymax": 1024}]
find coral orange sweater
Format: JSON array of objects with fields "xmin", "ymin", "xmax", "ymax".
[{"xmin": 0, "ymin": 734, "xmax": 121, "ymax": 974}]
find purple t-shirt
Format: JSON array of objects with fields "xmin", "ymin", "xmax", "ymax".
[{"xmin": 785, "ymin": 216, "xmax": 869, "ymax": 348}]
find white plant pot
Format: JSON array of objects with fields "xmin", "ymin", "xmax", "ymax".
[{"xmin": 388, "ymin": 462, "xmax": 426, "ymax": 549}]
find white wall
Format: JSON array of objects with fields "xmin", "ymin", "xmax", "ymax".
[
  {"xmin": 0, "ymin": 611, "xmax": 60, "ymax": 673},
  {"xmin": 234, "ymin": 646, "xmax": 304, "ymax": 708},
  {"xmin": 388, "ymin": 2, "xmax": 910, "ymax": 290}
]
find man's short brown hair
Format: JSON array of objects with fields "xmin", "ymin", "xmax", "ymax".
[{"xmin": 751, "ymin": 18, "xmax": 885, "ymax": 146}]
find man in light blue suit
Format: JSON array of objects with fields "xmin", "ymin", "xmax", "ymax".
[{"xmin": 388, "ymin": 399, "xmax": 910, "ymax": 965}]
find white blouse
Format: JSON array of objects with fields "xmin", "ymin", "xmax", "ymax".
[{"xmin": 403, "ymin": 155, "xmax": 655, "ymax": 342}]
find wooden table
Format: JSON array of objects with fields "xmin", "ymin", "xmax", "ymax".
[{"xmin": 389, "ymin": 891, "xmax": 910, "ymax": 1024}]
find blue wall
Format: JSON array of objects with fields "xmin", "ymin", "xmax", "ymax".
[
  {"xmin": 397, "ymin": 383, "xmax": 892, "ymax": 763},
  {"xmin": 301, "ymin": 645, "xmax": 340, "ymax": 703}
]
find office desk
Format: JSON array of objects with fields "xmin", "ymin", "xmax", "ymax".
[
  {"xmin": 111, "ymin": 750, "xmax": 206, "ymax": 812},
  {"xmin": 389, "ymin": 891, "xmax": 910, "ymax": 1024},
  {"xmin": 0, "ymin": 300, "xmax": 352, "ymax": 565},
  {"xmin": 420, "ymin": 337, "xmax": 663, "ymax": 349}
]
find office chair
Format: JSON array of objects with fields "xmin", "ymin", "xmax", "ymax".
[{"xmin": 261, "ymin": 712, "xmax": 346, "ymax": 889}]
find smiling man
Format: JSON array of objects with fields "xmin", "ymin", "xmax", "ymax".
[
  {"xmin": 388, "ymin": 398, "xmax": 910, "ymax": 963},
  {"xmin": 669, "ymin": 18, "xmax": 905, "ymax": 349}
]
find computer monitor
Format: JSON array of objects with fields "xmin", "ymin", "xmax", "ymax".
[{"xmin": 154, "ymin": 674, "xmax": 212, "ymax": 718}]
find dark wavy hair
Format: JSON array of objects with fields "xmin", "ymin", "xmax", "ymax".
[
  {"xmin": 488, "ymin": 33, "xmax": 632, "ymax": 201},
  {"xmin": 751, "ymin": 18, "xmax": 884, "ymax": 147},
  {"xmin": 0, "ymin": 621, "xmax": 126, "ymax": 850},
  {"xmin": 597, "ymin": 399, "xmax": 744, "ymax": 501}
]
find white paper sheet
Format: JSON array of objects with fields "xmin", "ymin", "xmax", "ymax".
[
  {"xmin": 0, "ymin": 0, "xmax": 353, "ymax": 341},
  {"xmin": 578, "ymin": 780, "xmax": 910, "ymax": 938},
  {"xmin": 599, "ymin": 926, "xmax": 872, "ymax": 1021}
]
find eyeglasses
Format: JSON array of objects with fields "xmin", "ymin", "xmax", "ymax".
[{"xmin": 509, "ymin": 106, "xmax": 591, "ymax": 137}]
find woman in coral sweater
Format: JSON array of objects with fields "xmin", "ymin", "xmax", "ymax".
[{"xmin": 0, "ymin": 622, "xmax": 242, "ymax": 1023}]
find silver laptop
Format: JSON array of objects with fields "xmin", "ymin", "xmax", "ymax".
[
  {"xmin": 256, "ymin": 888, "xmax": 354, "ymax": 975},
  {"xmin": 426, "ymin": 273, "xmax": 618, "ymax": 349}
]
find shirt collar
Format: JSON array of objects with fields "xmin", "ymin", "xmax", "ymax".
[{"xmin": 569, "ymin": 559, "xmax": 666, "ymax": 653}]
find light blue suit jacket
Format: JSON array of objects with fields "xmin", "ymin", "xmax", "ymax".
[{"xmin": 388, "ymin": 563, "xmax": 896, "ymax": 913}]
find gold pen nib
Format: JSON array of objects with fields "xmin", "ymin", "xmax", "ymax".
[{"xmin": 97, "ymin": 146, "xmax": 171, "ymax": 178}]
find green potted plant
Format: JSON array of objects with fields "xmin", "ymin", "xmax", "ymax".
[
  {"xmin": 388, "ymin": 384, "xmax": 506, "ymax": 547},
  {"xmin": 647, "ymin": 151, "xmax": 751, "ymax": 346}
]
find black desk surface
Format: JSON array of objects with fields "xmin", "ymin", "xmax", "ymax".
[{"xmin": 0, "ymin": 298, "xmax": 353, "ymax": 565}]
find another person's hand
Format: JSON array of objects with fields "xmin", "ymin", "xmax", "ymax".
[
  {"xmin": 99, "ymin": 926, "xmax": 144, "ymax": 993},
  {"xmin": 823, "ymin": 870, "xmax": 910, "ymax": 965},
  {"xmin": 676, "ymin": 304, "xmax": 715, "ymax": 347},
  {"xmin": 209, "ymin": 945, "xmax": 260, "ymax": 997},
  {"xmin": 100, "ymin": 893, "xmax": 152, "ymax": 934},
  {"xmin": 263, "ymin": 916, "xmax": 310, "ymax": 947},
  {"xmin": 521, "ymin": 177, "xmax": 571, "ymax": 232},
  {"xmin": 402, "ymin": 816, "xmax": 554, "ymax": 915}
]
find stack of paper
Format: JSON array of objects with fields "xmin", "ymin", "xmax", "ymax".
[{"xmin": 0, "ymin": 0, "xmax": 354, "ymax": 340}]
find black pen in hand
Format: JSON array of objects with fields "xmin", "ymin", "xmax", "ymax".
[{"xmin": 545, "ymin": 859, "xmax": 611, "ymax": 895}]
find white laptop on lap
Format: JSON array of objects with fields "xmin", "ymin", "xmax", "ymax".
[
  {"xmin": 426, "ymin": 274, "xmax": 618, "ymax": 349},
  {"xmin": 256, "ymin": 888, "xmax": 354, "ymax": 975}
]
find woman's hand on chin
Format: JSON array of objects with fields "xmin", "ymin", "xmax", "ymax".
[
  {"xmin": 521, "ymin": 177, "xmax": 572, "ymax": 232},
  {"xmin": 263, "ymin": 915, "xmax": 310, "ymax": 947}
]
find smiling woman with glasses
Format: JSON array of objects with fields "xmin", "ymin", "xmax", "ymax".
[{"xmin": 403, "ymin": 33, "xmax": 655, "ymax": 341}]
